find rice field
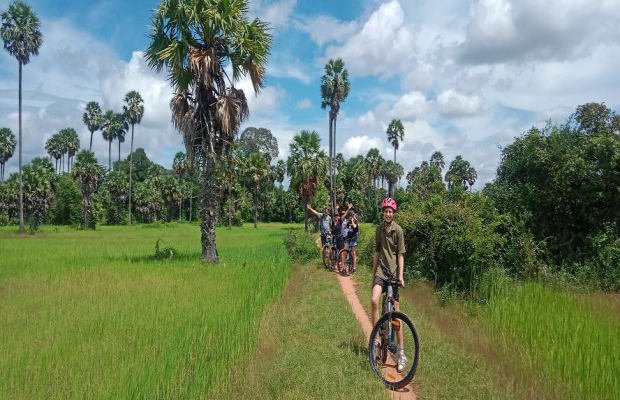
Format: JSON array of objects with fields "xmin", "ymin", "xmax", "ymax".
[
  {"xmin": 483, "ymin": 282, "xmax": 620, "ymax": 399},
  {"xmin": 0, "ymin": 223, "xmax": 293, "ymax": 399}
]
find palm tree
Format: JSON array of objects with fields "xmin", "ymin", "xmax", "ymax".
[
  {"xmin": 145, "ymin": 0, "xmax": 272, "ymax": 262},
  {"xmin": 101, "ymin": 110, "xmax": 116, "ymax": 171},
  {"xmin": 286, "ymin": 130, "xmax": 328, "ymax": 232},
  {"xmin": 72, "ymin": 150, "xmax": 103, "ymax": 229},
  {"xmin": 386, "ymin": 119, "xmax": 405, "ymax": 164},
  {"xmin": 245, "ymin": 152, "xmax": 268, "ymax": 229},
  {"xmin": 22, "ymin": 157, "xmax": 54, "ymax": 232},
  {"xmin": 56, "ymin": 128, "xmax": 69, "ymax": 173},
  {"xmin": 430, "ymin": 150, "xmax": 445, "ymax": 172},
  {"xmin": 445, "ymin": 155, "xmax": 477, "ymax": 190},
  {"xmin": 275, "ymin": 159, "xmax": 285, "ymax": 188},
  {"xmin": 2, "ymin": 1, "xmax": 43, "ymax": 233},
  {"xmin": 320, "ymin": 58, "xmax": 350, "ymax": 214},
  {"xmin": 83, "ymin": 101, "xmax": 102, "ymax": 151},
  {"xmin": 122, "ymin": 90, "xmax": 144, "ymax": 225},
  {"xmin": 115, "ymin": 113, "xmax": 127, "ymax": 162},
  {"xmin": 0, "ymin": 127, "xmax": 16, "ymax": 181},
  {"xmin": 44, "ymin": 134, "xmax": 61, "ymax": 174},
  {"xmin": 60, "ymin": 128, "xmax": 79, "ymax": 172}
]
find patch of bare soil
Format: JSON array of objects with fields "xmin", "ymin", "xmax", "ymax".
[{"xmin": 336, "ymin": 273, "xmax": 417, "ymax": 400}]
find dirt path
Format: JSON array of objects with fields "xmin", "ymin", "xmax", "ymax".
[{"xmin": 336, "ymin": 273, "xmax": 418, "ymax": 400}]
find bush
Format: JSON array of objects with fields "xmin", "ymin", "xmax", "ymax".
[
  {"xmin": 48, "ymin": 175, "xmax": 81, "ymax": 226},
  {"xmin": 284, "ymin": 230, "xmax": 319, "ymax": 263}
]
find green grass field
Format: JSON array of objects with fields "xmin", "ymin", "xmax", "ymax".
[
  {"xmin": 484, "ymin": 282, "xmax": 620, "ymax": 400},
  {"xmin": 0, "ymin": 223, "xmax": 292, "ymax": 398}
]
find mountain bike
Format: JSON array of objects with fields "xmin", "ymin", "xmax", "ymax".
[
  {"xmin": 337, "ymin": 246, "xmax": 353, "ymax": 276},
  {"xmin": 368, "ymin": 269, "xmax": 420, "ymax": 390},
  {"xmin": 321, "ymin": 232, "xmax": 337, "ymax": 271}
]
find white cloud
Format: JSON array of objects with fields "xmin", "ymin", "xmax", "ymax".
[
  {"xmin": 437, "ymin": 89, "xmax": 484, "ymax": 117},
  {"xmin": 323, "ymin": 0, "xmax": 416, "ymax": 78},
  {"xmin": 459, "ymin": 0, "xmax": 620, "ymax": 64},
  {"xmin": 296, "ymin": 98, "xmax": 312, "ymax": 109},
  {"xmin": 389, "ymin": 91, "xmax": 428, "ymax": 120},
  {"xmin": 251, "ymin": 0, "xmax": 297, "ymax": 28},
  {"xmin": 342, "ymin": 135, "xmax": 383, "ymax": 157}
]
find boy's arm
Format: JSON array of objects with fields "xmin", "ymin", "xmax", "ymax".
[
  {"xmin": 372, "ymin": 251, "xmax": 379, "ymax": 279},
  {"xmin": 398, "ymin": 253, "xmax": 405, "ymax": 287},
  {"xmin": 306, "ymin": 204, "xmax": 319, "ymax": 216}
]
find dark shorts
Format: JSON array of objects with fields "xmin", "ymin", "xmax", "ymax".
[
  {"xmin": 336, "ymin": 237, "xmax": 344, "ymax": 251},
  {"xmin": 347, "ymin": 238, "xmax": 357, "ymax": 248},
  {"xmin": 373, "ymin": 276, "xmax": 400, "ymax": 301},
  {"xmin": 320, "ymin": 234, "xmax": 327, "ymax": 247}
]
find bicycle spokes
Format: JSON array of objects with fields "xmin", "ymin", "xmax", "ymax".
[{"xmin": 369, "ymin": 311, "xmax": 420, "ymax": 390}]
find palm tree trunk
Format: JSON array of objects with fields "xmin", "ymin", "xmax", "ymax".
[
  {"xmin": 118, "ymin": 139, "xmax": 121, "ymax": 162},
  {"xmin": 201, "ymin": 153, "xmax": 218, "ymax": 262},
  {"xmin": 179, "ymin": 198, "xmax": 182, "ymax": 221},
  {"xmin": 394, "ymin": 147, "xmax": 396, "ymax": 163},
  {"xmin": 329, "ymin": 113, "xmax": 333, "ymax": 215},
  {"xmin": 18, "ymin": 61, "xmax": 25, "ymax": 234},
  {"xmin": 128, "ymin": 124, "xmax": 134, "ymax": 225},
  {"xmin": 89, "ymin": 130, "xmax": 93, "ymax": 151},
  {"xmin": 253, "ymin": 185, "xmax": 258, "ymax": 229},
  {"xmin": 333, "ymin": 115, "xmax": 338, "ymax": 210},
  {"xmin": 108, "ymin": 139, "xmax": 112, "ymax": 172}
]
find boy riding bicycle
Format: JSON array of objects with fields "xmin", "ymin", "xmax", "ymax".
[{"xmin": 371, "ymin": 197, "xmax": 407, "ymax": 372}]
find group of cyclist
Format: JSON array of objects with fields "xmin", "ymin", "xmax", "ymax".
[
  {"xmin": 307, "ymin": 200, "xmax": 359, "ymax": 273},
  {"xmin": 308, "ymin": 197, "xmax": 409, "ymax": 374}
]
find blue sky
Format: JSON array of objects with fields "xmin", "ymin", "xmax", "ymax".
[{"xmin": 2, "ymin": 0, "xmax": 620, "ymax": 188}]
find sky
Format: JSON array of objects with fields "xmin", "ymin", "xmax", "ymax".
[{"xmin": 1, "ymin": 0, "xmax": 620, "ymax": 189}]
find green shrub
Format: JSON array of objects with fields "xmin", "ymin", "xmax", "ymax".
[{"xmin": 284, "ymin": 230, "xmax": 318, "ymax": 263}]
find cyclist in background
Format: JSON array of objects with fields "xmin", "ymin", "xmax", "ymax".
[
  {"xmin": 371, "ymin": 197, "xmax": 407, "ymax": 372},
  {"xmin": 346, "ymin": 211, "xmax": 359, "ymax": 273},
  {"xmin": 307, "ymin": 204, "xmax": 332, "ymax": 247}
]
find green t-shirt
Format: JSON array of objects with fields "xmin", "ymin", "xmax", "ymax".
[{"xmin": 374, "ymin": 221, "xmax": 406, "ymax": 281}]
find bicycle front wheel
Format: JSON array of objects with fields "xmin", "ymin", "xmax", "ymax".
[
  {"xmin": 368, "ymin": 311, "xmax": 420, "ymax": 390},
  {"xmin": 337, "ymin": 249, "xmax": 352, "ymax": 276}
]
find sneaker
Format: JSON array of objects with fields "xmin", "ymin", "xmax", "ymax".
[
  {"xmin": 373, "ymin": 339, "xmax": 381, "ymax": 360},
  {"xmin": 397, "ymin": 350, "xmax": 408, "ymax": 372}
]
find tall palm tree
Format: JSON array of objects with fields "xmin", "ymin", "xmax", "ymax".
[
  {"xmin": 72, "ymin": 150, "xmax": 103, "ymax": 229},
  {"xmin": 56, "ymin": 128, "xmax": 69, "ymax": 173},
  {"xmin": 286, "ymin": 130, "xmax": 328, "ymax": 232},
  {"xmin": 445, "ymin": 155, "xmax": 477, "ymax": 190},
  {"xmin": 101, "ymin": 110, "xmax": 116, "ymax": 171},
  {"xmin": 60, "ymin": 128, "xmax": 79, "ymax": 172},
  {"xmin": 275, "ymin": 159, "xmax": 286, "ymax": 188},
  {"xmin": 122, "ymin": 90, "xmax": 144, "ymax": 225},
  {"xmin": 320, "ymin": 58, "xmax": 350, "ymax": 214},
  {"xmin": 245, "ymin": 152, "xmax": 268, "ymax": 229},
  {"xmin": 430, "ymin": 150, "xmax": 445, "ymax": 172},
  {"xmin": 145, "ymin": 0, "xmax": 272, "ymax": 262},
  {"xmin": 44, "ymin": 134, "xmax": 61, "ymax": 174},
  {"xmin": 115, "ymin": 113, "xmax": 127, "ymax": 162},
  {"xmin": 386, "ymin": 119, "xmax": 405, "ymax": 164},
  {"xmin": 0, "ymin": 127, "xmax": 16, "ymax": 181},
  {"xmin": 1, "ymin": 0, "xmax": 43, "ymax": 233},
  {"xmin": 83, "ymin": 101, "xmax": 102, "ymax": 151}
]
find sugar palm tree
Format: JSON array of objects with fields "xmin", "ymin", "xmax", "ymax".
[
  {"xmin": 245, "ymin": 152, "xmax": 268, "ymax": 229},
  {"xmin": 72, "ymin": 150, "xmax": 103, "ymax": 229},
  {"xmin": 116, "ymin": 115, "xmax": 127, "ymax": 162},
  {"xmin": 430, "ymin": 150, "xmax": 445, "ymax": 172},
  {"xmin": 44, "ymin": 134, "xmax": 61, "ymax": 174},
  {"xmin": 122, "ymin": 90, "xmax": 144, "ymax": 225},
  {"xmin": 1, "ymin": 0, "xmax": 43, "ymax": 233},
  {"xmin": 60, "ymin": 128, "xmax": 80, "ymax": 172},
  {"xmin": 321, "ymin": 58, "xmax": 350, "ymax": 213},
  {"xmin": 386, "ymin": 119, "xmax": 405, "ymax": 164},
  {"xmin": 0, "ymin": 127, "xmax": 16, "ymax": 181},
  {"xmin": 145, "ymin": 0, "xmax": 272, "ymax": 262},
  {"xmin": 83, "ymin": 101, "xmax": 102, "ymax": 151},
  {"xmin": 101, "ymin": 110, "xmax": 116, "ymax": 171},
  {"xmin": 286, "ymin": 130, "xmax": 328, "ymax": 232}
]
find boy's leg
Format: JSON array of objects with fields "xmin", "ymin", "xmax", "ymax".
[{"xmin": 371, "ymin": 282, "xmax": 384, "ymax": 326}]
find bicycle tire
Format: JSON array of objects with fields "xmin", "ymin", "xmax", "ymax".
[
  {"xmin": 368, "ymin": 310, "xmax": 420, "ymax": 390},
  {"xmin": 330, "ymin": 247, "xmax": 337, "ymax": 271},
  {"xmin": 337, "ymin": 249, "xmax": 352, "ymax": 276},
  {"xmin": 322, "ymin": 245, "xmax": 331, "ymax": 269}
]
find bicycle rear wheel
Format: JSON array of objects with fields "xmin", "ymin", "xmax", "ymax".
[
  {"xmin": 322, "ymin": 245, "xmax": 331, "ymax": 269},
  {"xmin": 337, "ymin": 249, "xmax": 352, "ymax": 276},
  {"xmin": 368, "ymin": 311, "xmax": 420, "ymax": 390}
]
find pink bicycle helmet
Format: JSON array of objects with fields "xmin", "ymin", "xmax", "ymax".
[{"xmin": 381, "ymin": 197, "xmax": 397, "ymax": 212}]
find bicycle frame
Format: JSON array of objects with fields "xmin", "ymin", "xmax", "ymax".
[{"xmin": 381, "ymin": 280, "xmax": 402, "ymax": 358}]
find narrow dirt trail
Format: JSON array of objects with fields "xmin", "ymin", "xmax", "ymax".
[{"xmin": 336, "ymin": 273, "xmax": 418, "ymax": 400}]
